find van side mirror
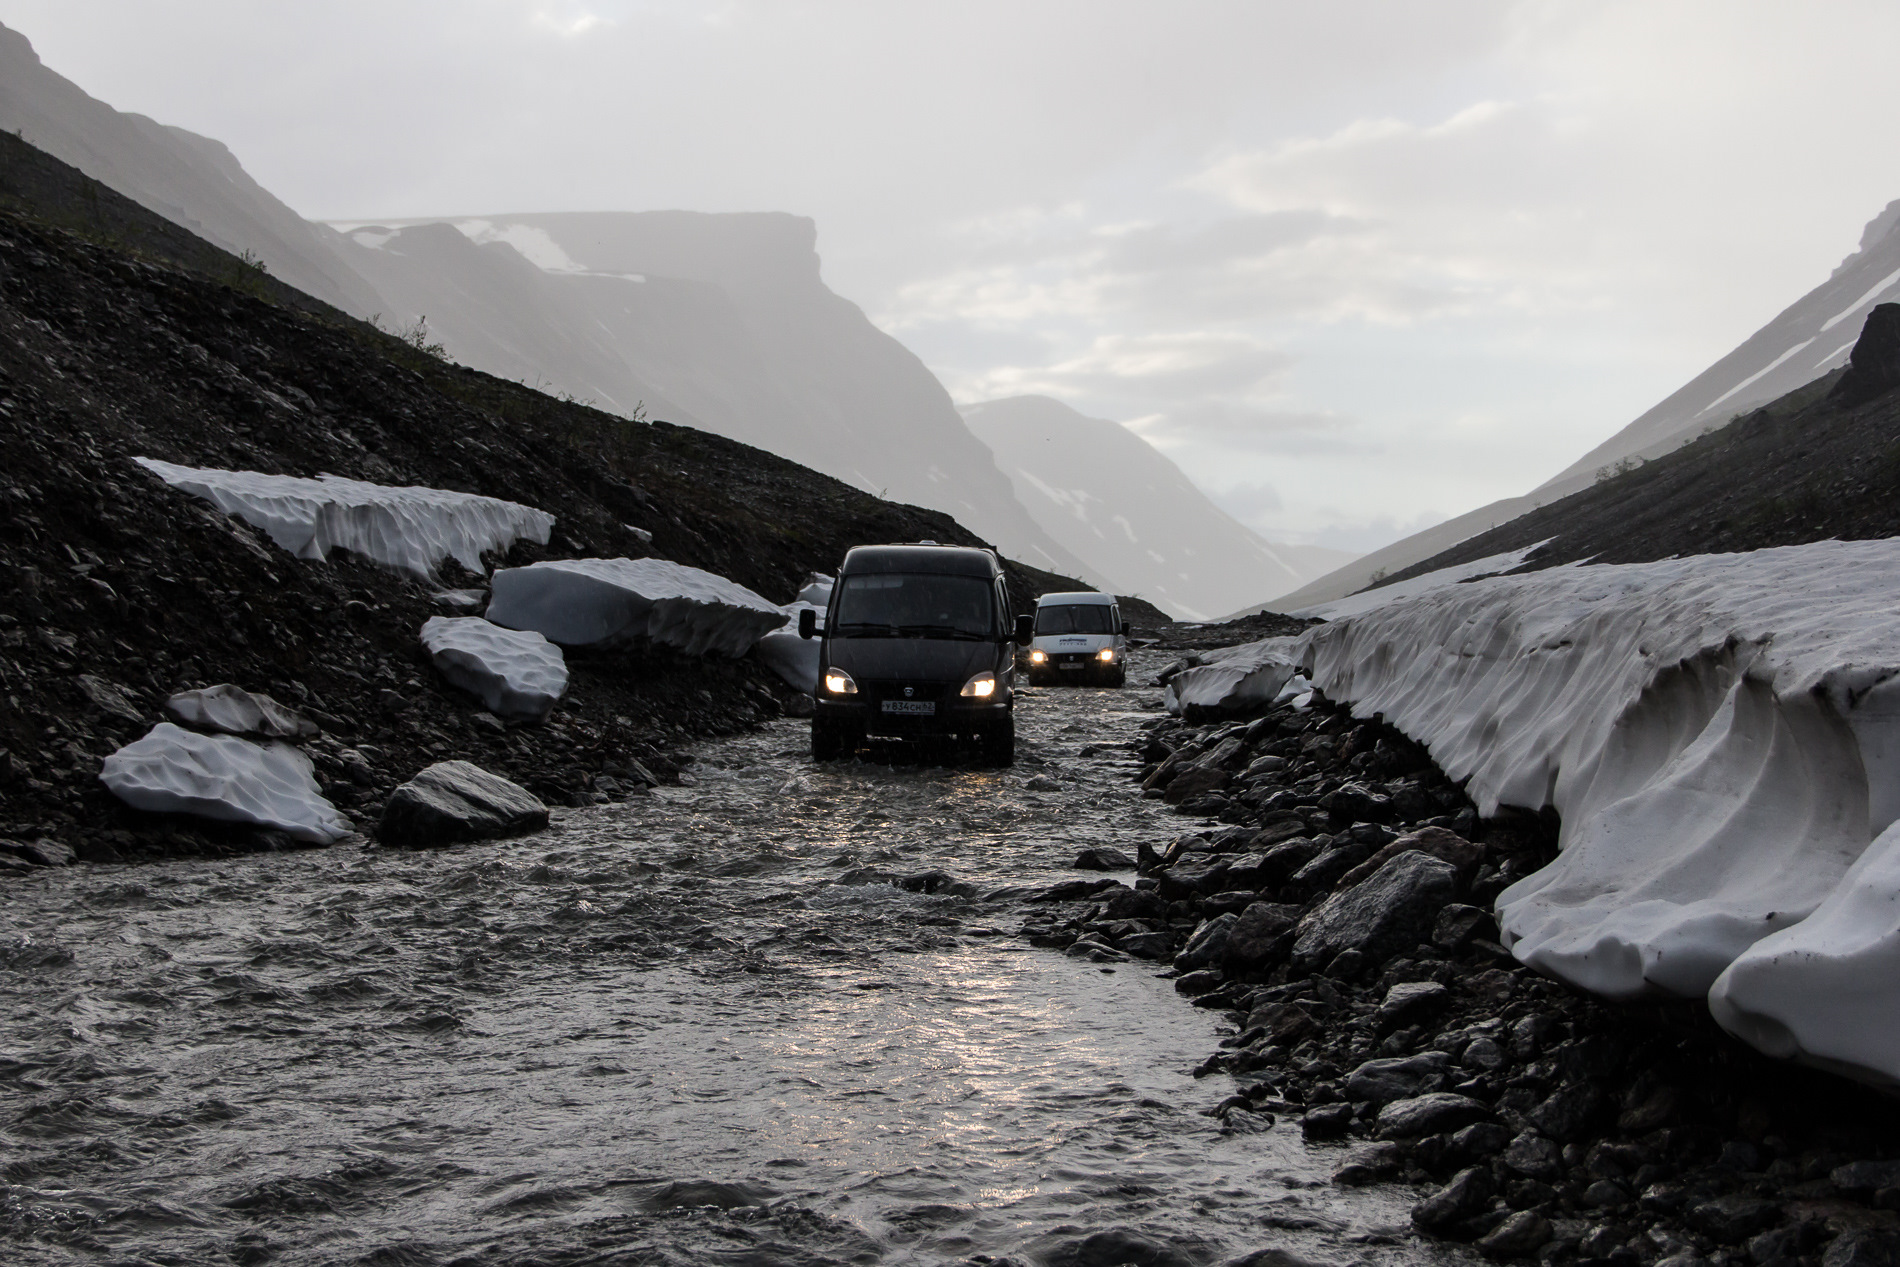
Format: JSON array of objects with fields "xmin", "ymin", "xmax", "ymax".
[
  {"xmin": 1121, "ymin": 618, "xmax": 1131, "ymax": 636},
  {"xmin": 798, "ymin": 608, "xmax": 817, "ymax": 640},
  {"xmin": 1014, "ymin": 614, "xmax": 1034, "ymax": 644}
]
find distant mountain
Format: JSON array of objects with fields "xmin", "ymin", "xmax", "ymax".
[
  {"xmin": 1263, "ymin": 196, "xmax": 1900, "ymax": 613},
  {"xmin": 959, "ymin": 395, "xmax": 1355, "ymax": 620},
  {"xmin": 0, "ymin": 19, "xmax": 1093, "ymax": 581}
]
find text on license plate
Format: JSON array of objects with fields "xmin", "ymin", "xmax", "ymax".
[
  {"xmin": 882, "ymin": 700, "xmax": 936, "ymax": 715},
  {"xmin": 1059, "ymin": 662, "xmax": 1086, "ymax": 670}
]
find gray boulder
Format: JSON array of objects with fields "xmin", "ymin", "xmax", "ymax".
[
  {"xmin": 1224, "ymin": 902, "xmax": 1301, "ymax": 968},
  {"xmin": 1173, "ymin": 912, "xmax": 1238, "ymax": 972},
  {"xmin": 379, "ymin": 761, "xmax": 549, "ymax": 846},
  {"xmin": 167, "ymin": 684, "xmax": 317, "ymax": 740},
  {"xmin": 1375, "ymin": 1092, "xmax": 1490, "ymax": 1139},
  {"xmin": 1344, "ymin": 1051, "xmax": 1452, "ymax": 1105},
  {"xmin": 1292, "ymin": 850, "xmax": 1458, "ymax": 968}
]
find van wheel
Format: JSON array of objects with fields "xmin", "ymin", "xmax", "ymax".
[
  {"xmin": 812, "ymin": 717, "xmax": 851, "ymax": 761},
  {"xmin": 979, "ymin": 718, "xmax": 1015, "ymax": 766},
  {"xmin": 1110, "ymin": 665, "xmax": 1126, "ymax": 687}
]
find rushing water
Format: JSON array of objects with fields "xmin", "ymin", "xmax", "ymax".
[{"xmin": 0, "ymin": 654, "xmax": 1455, "ymax": 1266}]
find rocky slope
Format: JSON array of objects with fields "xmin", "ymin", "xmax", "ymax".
[
  {"xmin": 0, "ymin": 139, "xmax": 1083, "ymax": 863},
  {"xmin": 961, "ymin": 395, "xmax": 1356, "ymax": 619}
]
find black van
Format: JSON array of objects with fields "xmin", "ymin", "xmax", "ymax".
[{"xmin": 798, "ymin": 543, "xmax": 1032, "ymax": 764}]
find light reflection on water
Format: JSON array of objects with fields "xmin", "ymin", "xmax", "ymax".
[{"xmin": 0, "ymin": 659, "xmax": 1455, "ymax": 1265}]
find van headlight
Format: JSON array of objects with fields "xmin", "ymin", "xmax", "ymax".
[
  {"xmin": 1028, "ymin": 649, "xmax": 1047, "ymax": 664},
  {"xmin": 1096, "ymin": 648, "xmax": 1115, "ymax": 663},
  {"xmin": 959, "ymin": 671, "xmax": 998, "ymax": 698},
  {"xmin": 822, "ymin": 668, "xmax": 858, "ymax": 695}
]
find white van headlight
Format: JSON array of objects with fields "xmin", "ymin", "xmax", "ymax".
[
  {"xmin": 960, "ymin": 671, "xmax": 998, "ymax": 698},
  {"xmin": 1096, "ymin": 648, "xmax": 1115, "ymax": 663},
  {"xmin": 822, "ymin": 668, "xmax": 858, "ymax": 695},
  {"xmin": 1028, "ymin": 649, "xmax": 1047, "ymax": 664}
]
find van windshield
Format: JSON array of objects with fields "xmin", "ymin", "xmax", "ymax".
[
  {"xmin": 832, "ymin": 573, "xmax": 995, "ymax": 640},
  {"xmin": 1035, "ymin": 603, "xmax": 1116, "ymax": 635}
]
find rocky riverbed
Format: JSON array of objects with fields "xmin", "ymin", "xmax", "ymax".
[
  {"xmin": 1027, "ymin": 668, "xmax": 1900, "ymax": 1267},
  {"xmin": 0, "ymin": 653, "xmax": 1456, "ymax": 1267}
]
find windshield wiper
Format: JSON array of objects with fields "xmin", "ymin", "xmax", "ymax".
[
  {"xmin": 895, "ymin": 624, "xmax": 990, "ymax": 641},
  {"xmin": 831, "ymin": 621, "xmax": 899, "ymax": 637}
]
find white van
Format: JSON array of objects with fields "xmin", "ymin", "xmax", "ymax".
[{"xmin": 1025, "ymin": 591, "xmax": 1126, "ymax": 686}]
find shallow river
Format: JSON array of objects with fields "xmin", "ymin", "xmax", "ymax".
[{"xmin": 0, "ymin": 655, "xmax": 1455, "ymax": 1266}]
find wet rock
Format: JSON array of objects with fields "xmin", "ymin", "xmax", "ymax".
[
  {"xmin": 0, "ymin": 837, "xmax": 76, "ymax": 866},
  {"xmin": 378, "ymin": 760, "xmax": 549, "ymax": 847},
  {"xmin": 1336, "ymin": 1142, "xmax": 1409, "ymax": 1187},
  {"xmin": 1336, "ymin": 826, "xmax": 1482, "ymax": 889},
  {"xmin": 1502, "ymin": 1132, "xmax": 1564, "ymax": 1181},
  {"xmin": 1462, "ymin": 1037, "xmax": 1506, "ymax": 1072},
  {"xmin": 1825, "ymin": 1229, "xmax": 1900, "ymax": 1267},
  {"xmin": 1223, "ymin": 902, "xmax": 1300, "ymax": 969},
  {"xmin": 1433, "ymin": 903, "xmax": 1493, "ymax": 951},
  {"xmin": 1286, "ymin": 839, "xmax": 1372, "ymax": 892},
  {"xmin": 1074, "ymin": 846, "xmax": 1136, "ymax": 871},
  {"xmin": 1174, "ymin": 913, "xmax": 1238, "ymax": 972},
  {"xmin": 1528, "ymin": 1083, "xmax": 1606, "ymax": 1142},
  {"xmin": 1038, "ymin": 1225, "xmax": 1208, "ymax": 1267},
  {"xmin": 1688, "ymin": 1196, "xmax": 1781, "ymax": 1244},
  {"xmin": 1344, "ymin": 1052, "xmax": 1451, "ymax": 1105},
  {"xmin": 167, "ymin": 684, "xmax": 318, "ymax": 740},
  {"xmin": 1102, "ymin": 886, "xmax": 1168, "ymax": 920},
  {"xmin": 1413, "ymin": 1165, "xmax": 1496, "ymax": 1233},
  {"xmin": 1478, "ymin": 1210, "xmax": 1553, "ymax": 1259},
  {"xmin": 1119, "ymin": 931, "xmax": 1177, "ymax": 960},
  {"xmin": 1322, "ymin": 782, "xmax": 1393, "ymax": 823},
  {"xmin": 1301, "ymin": 1104, "xmax": 1355, "ymax": 1140},
  {"xmin": 1376, "ymin": 980, "xmax": 1450, "ymax": 1027},
  {"xmin": 1582, "ymin": 1179, "xmax": 1632, "ymax": 1209},
  {"xmin": 1292, "ymin": 850, "xmax": 1458, "ymax": 968},
  {"xmin": 1032, "ymin": 878, "xmax": 1125, "ymax": 903},
  {"xmin": 1450, "ymin": 1121, "xmax": 1512, "ymax": 1161},
  {"xmin": 1832, "ymin": 1161, "xmax": 1900, "ymax": 1198},
  {"xmin": 1155, "ymin": 859, "xmax": 1229, "ymax": 901},
  {"xmin": 1025, "ymin": 775, "xmax": 1062, "ymax": 792},
  {"xmin": 1376, "ymin": 1092, "xmax": 1489, "ymax": 1140},
  {"xmin": 1163, "ymin": 763, "xmax": 1229, "ymax": 805},
  {"xmin": 1751, "ymin": 1222, "xmax": 1827, "ymax": 1265}
]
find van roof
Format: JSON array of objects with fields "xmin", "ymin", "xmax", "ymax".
[
  {"xmin": 839, "ymin": 544, "xmax": 1001, "ymax": 578},
  {"xmin": 1036, "ymin": 591, "xmax": 1115, "ymax": 606}
]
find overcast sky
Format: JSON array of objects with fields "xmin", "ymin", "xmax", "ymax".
[{"xmin": 6, "ymin": 1, "xmax": 1899, "ymax": 551}]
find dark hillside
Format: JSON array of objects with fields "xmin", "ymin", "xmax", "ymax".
[
  {"xmin": 1377, "ymin": 306, "xmax": 1900, "ymax": 587},
  {"xmin": 0, "ymin": 139, "xmax": 1082, "ymax": 861}
]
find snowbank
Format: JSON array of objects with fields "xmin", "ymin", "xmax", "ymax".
[
  {"xmin": 485, "ymin": 558, "xmax": 783, "ymax": 657},
  {"xmin": 166, "ymin": 684, "xmax": 316, "ymax": 739},
  {"xmin": 99, "ymin": 722, "xmax": 349, "ymax": 843},
  {"xmin": 1298, "ymin": 540, "xmax": 1900, "ymax": 1083},
  {"xmin": 1163, "ymin": 637, "xmax": 1303, "ymax": 715},
  {"xmin": 756, "ymin": 572, "xmax": 833, "ymax": 695},
  {"xmin": 420, "ymin": 616, "xmax": 568, "ymax": 721},
  {"xmin": 133, "ymin": 457, "xmax": 553, "ymax": 578}
]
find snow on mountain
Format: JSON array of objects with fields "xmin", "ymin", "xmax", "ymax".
[
  {"xmin": 0, "ymin": 20, "xmax": 1091, "ymax": 581},
  {"xmin": 1265, "ymin": 196, "xmax": 1900, "ymax": 614},
  {"xmin": 1297, "ymin": 538, "xmax": 1900, "ymax": 1086},
  {"xmin": 959, "ymin": 396, "xmax": 1356, "ymax": 620}
]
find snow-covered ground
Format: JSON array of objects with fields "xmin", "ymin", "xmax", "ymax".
[
  {"xmin": 1294, "ymin": 539, "xmax": 1900, "ymax": 1086},
  {"xmin": 419, "ymin": 616, "xmax": 568, "ymax": 721},
  {"xmin": 98, "ymin": 723, "xmax": 349, "ymax": 843},
  {"xmin": 485, "ymin": 558, "xmax": 784, "ymax": 657},
  {"xmin": 756, "ymin": 572, "xmax": 832, "ymax": 695},
  {"xmin": 133, "ymin": 458, "xmax": 553, "ymax": 578}
]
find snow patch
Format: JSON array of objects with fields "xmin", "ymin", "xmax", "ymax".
[
  {"xmin": 1299, "ymin": 540, "xmax": 1900, "ymax": 1083},
  {"xmin": 99, "ymin": 723, "xmax": 349, "ymax": 843},
  {"xmin": 420, "ymin": 616, "xmax": 568, "ymax": 721},
  {"xmin": 1164, "ymin": 636, "xmax": 1303, "ymax": 715},
  {"xmin": 486, "ymin": 558, "xmax": 783, "ymax": 657},
  {"xmin": 133, "ymin": 458, "xmax": 554, "ymax": 578},
  {"xmin": 756, "ymin": 573, "xmax": 833, "ymax": 695}
]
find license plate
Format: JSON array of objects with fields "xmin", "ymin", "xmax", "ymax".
[
  {"xmin": 882, "ymin": 700, "xmax": 935, "ymax": 715},
  {"xmin": 1059, "ymin": 662, "xmax": 1086, "ymax": 670}
]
